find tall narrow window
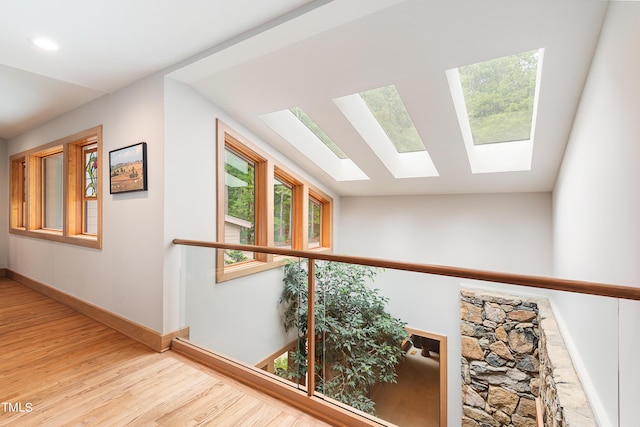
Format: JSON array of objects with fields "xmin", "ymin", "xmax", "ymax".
[
  {"xmin": 43, "ymin": 152, "xmax": 63, "ymax": 230},
  {"xmin": 224, "ymin": 148, "xmax": 256, "ymax": 264},
  {"xmin": 274, "ymin": 177, "xmax": 293, "ymax": 248},
  {"xmin": 22, "ymin": 161, "xmax": 26, "ymax": 227},
  {"xmin": 10, "ymin": 158, "xmax": 26, "ymax": 229},
  {"xmin": 308, "ymin": 197, "xmax": 321, "ymax": 249},
  {"xmin": 83, "ymin": 144, "xmax": 98, "ymax": 235}
]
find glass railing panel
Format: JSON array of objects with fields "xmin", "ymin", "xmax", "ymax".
[
  {"xmin": 179, "ymin": 245, "xmax": 306, "ymax": 391},
  {"xmin": 177, "ymin": 240, "xmax": 626, "ymax": 427},
  {"xmin": 303, "ymin": 260, "xmax": 446, "ymax": 426},
  {"xmin": 276, "ymin": 257, "xmax": 311, "ymax": 390}
]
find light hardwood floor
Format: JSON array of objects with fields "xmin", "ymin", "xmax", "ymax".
[{"xmin": 0, "ymin": 277, "xmax": 331, "ymax": 426}]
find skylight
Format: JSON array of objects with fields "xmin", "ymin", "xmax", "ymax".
[
  {"xmin": 290, "ymin": 107, "xmax": 348, "ymax": 159},
  {"xmin": 359, "ymin": 85, "xmax": 425, "ymax": 153},
  {"xmin": 334, "ymin": 84, "xmax": 438, "ymax": 179},
  {"xmin": 260, "ymin": 108, "xmax": 369, "ymax": 182},
  {"xmin": 447, "ymin": 48, "xmax": 544, "ymax": 173},
  {"xmin": 459, "ymin": 50, "xmax": 539, "ymax": 145}
]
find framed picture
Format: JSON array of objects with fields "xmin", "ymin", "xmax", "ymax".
[{"xmin": 109, "ymin": 142, "xmax": 148, "ymax": 194}]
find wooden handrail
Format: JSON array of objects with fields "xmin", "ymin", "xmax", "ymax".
[{"xmin": 172, "ymin": 239, "xmax": 640, "ymax": 301}]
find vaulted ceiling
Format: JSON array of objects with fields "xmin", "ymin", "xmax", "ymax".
[{"xmin": 1, "ymin": 0, "xmax": 614, "ymax": 196}]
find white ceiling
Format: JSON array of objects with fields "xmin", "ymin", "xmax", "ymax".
[{"xmin": 1, "ymin": 0, "xmax": 612, "ymax": 196}]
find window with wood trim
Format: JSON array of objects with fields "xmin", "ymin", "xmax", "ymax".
[
  {"xmin": 9, "ymin": 126, "xmax": 103, "ymax": 249},
  {"xmin": 10, "ymin": 157, "xmax": 26, "ymax": 229},
  {"xmin": 216, "ymin": 119, "xmax": 333, "ymax": 282}
]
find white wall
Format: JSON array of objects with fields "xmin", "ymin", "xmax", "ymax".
[
  {"xmin": 8, "ymin": 74, "xmax": 166, "ymax": 332},
  {"xmin": 339, "ymin": 192, "xmax": 553, "ymax": 427},
  {"xmin": 163, "ymin": 78, "xmax": 340, "ymax": 361},
  {"xmin": 339, "ymin": 192, "xmax": 552, "ymax": 273},
  {"xmin": 552, "ymin": 3, "xmax": 640, "ymax": 427},
  {"xmin": 0, "ymin": 137, "xmax": 7, "ymax": 269}
]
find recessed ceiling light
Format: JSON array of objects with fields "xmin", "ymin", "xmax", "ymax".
[{"xmin": 30, "ymin": 37, "xmax": 59, "ymax": 51}]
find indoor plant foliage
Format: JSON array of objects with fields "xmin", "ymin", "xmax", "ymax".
[{"xmin": 280, "ymin": 260, "xmax": 407, "ymax": 415}]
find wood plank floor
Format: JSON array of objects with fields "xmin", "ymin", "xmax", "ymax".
[{"xmin": 0, "ymin": 277, "xmax": 331, "ymax": 426}]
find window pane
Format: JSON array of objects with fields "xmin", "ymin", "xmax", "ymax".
[
  {"xmin": 21, "ymin": 161, "xmax": 26, "ymax": 227},
  {"xmin": 274, "ymin": 178, "xmax": 293, "ymax": 248},
  {"xmin": 308, "ymin": 198, "xmax": 321, "ymax": 248},
  {"xmin": 84, "ymin": 200, "xmax": 98, "ymax": 234},
  {"xmin": 359, "ymin": 85, "xmax": 425, "ymax": 153},
  {"xmin": 224, "ymin": 148, "xmax": 255, "ymax": 264},
  {"xmin": 85, "ymin": 145, "xmax": 98, "ymax": 198},
  {"xmin": 290, "ymin": 107, "xmax": 349, "ymax": 159},
  {"xmin": 458, "ymin": 49, "xmax": 539, "ymax": 145},
  {"xmin": 43, "ymin": 154, "xmax": 63, "ymax": 230}
]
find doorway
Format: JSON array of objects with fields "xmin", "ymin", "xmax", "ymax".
[{"xmin": 370, "ymin": 328, "xmax": 447, "ymax": 427}]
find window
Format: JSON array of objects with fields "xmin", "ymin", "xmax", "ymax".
[
  {"xmin": 216, "ymin": 119, "xmax": 333, "ymax": 281},
  {"xmin": 458, "ymin": 50, "xmax": 540, "ymax": 146},
  {"xmin": 260, "ymin": 108, "xmax": 369, "ymax": 182},
  {"xmin": 289, "ymin": 107, "xmax": 348, "ymax": 159},
  {"xmin": 308, "ymin": 197, "xmax": 321, "ymax": 248},
  {"xmin": 223, "ymin": 146, "xmax": 258, "ymax": 264},
  {"xmin": 10, "ymin": 158, "xmax": 26, "ymax": 229},
  {"xmin": 10, "ymin": 126, "xmax": 103, "ymax": 249},
  {"xmin": 358, "ymin": 84, "xmax": 425, "ymax": 153},
  {"xmin": 43, "ymin": 152, "xmax": 63, "ymax": 230},
  {"xmin": 446, "ymin": 49, "xmax": 543, "ymax": 174},
  {"xmin": 274, "ymin": 177, "xmax": 293, "ymax": 249},
  {"xmin": 83, "ymin": 145, "xmax": 98, "ymax": 234},
  {"xmin": 333, "ymin": 85, "xmax": 438, "ymax": 179}
]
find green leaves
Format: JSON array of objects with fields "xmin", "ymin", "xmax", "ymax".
[{"xmin": 279, "ymin": 260, "xmax": 407, "ymax": 415}]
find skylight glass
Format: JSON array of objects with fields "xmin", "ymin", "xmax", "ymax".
[
  {"xmin": 290, "ymin": 107, "xmax": 348, "ymax": 159},
  {"xmin": 260, "ymin": 109, "xmax": 369, "ymax": 182},
  {"xmin": 458, "ymin": 49, "xmax": 540, "ymax": 145},
  {"xmin": 334, "ymin": 85, "xmax": 438, "ymax": 179},
  {"xmin": 359, "ymin": 85, "xmax": 425, "ymax": 153},
  {"xmin": 446, "ymin": 48, "xmax": 544, "ymax": 174}
]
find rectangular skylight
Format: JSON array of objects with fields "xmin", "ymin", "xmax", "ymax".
[
  {"xmin": 334, "ymin": 84, "xmax": 438, "ymax": 179},
  {"xmin": 290, "ymin": 107, "xmax": 348, "ymax": 159},
  {"xmin": 459, "ymin": 49, "xmax": 540, "ymax": 146},
  {"xmin": 260, "ymin": 109, "xmax": 369, "ymax": 182},
  {"xmin": 359, "ymin": 85, "xmax": 425, "ymax": 153},
  {"xmin": 446, "ymin": 49, "xmax": 544, "ymax": 173}
]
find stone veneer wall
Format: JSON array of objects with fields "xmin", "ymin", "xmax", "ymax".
[
  {"xmin": 460, "ymin": 289, "xmax": 597, "ymax": 427},
  {"xmin": 537, "ymin": 299, "xmax": 597, "ymax": 427},
  {"xmin": 461, "ymin": 289, "xmax": 540, "ymax": 427}
]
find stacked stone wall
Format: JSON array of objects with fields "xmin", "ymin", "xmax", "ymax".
[
  {"xmin": 461, "ymin": 289, "xmax": 539, "ymax": 427},
  {"xmin": 537, "ymin": 301, "xmax": 597, "ymax": 427},
  {"xmin": 461, "ymin": 289, "xmax": 597, "ymax": 427}
]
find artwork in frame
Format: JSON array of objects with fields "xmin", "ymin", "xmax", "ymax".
[{"xmin": 109, "ymin": 142, "xmax": 148, "ymax": 194}]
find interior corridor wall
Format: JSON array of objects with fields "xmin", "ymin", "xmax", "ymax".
[
  {"xmin": 338, "ymin": 192, "xmax": 553, "ymax": 427},
  {"xmin": 552, "ymin": 3, "xmax": 640, "ymax": 427},
  {"xmin": 7, "ymin": 74, "xmax": 166, "ymax": 332},
  {"xmin": 0, "ymin": 137, "xmax": 7, "ymax": 268},
  {"xmin": 163, "ymin": 77, "xmax": 340, "ymax": 361}
]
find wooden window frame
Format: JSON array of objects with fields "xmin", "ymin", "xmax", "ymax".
[
  {"xmin": 10, "ymin": 157, "xmax": 26, "ymax": 229},
  {"xmin": 308, "ymin": 190, "xmax": 332, "ymax": 250},
  {"xmin": 40, "ymin": 150, "xmax": 64, "ymax": 231},
  {"xmin": 216, "ymin": 119, "xmax": 333, "ymax": 282},
  {"xmin": 273, "ymin": 167, "xmax": 302, "ymax": 252},
  {"xmin": 9, "ymin": 126, "xmax": 103, "ymax": 249},
  {"xmin": 79, "ymin": 144, "xmax": 98, "ymax": 235}
]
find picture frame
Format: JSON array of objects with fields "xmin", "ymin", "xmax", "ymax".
[{"xmin": 109, "ymin": 142, "xmax": 148, "ymax": 194}]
